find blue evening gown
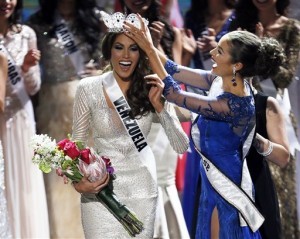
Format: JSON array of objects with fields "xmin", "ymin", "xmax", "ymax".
[{"xmin": 164, "ymin": 60, "xmax": 262, "ymax": 239}]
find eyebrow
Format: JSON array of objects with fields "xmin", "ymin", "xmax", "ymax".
[{"xmin": 218, "ymin": 45, "xmax": 224, "ymax": 53}]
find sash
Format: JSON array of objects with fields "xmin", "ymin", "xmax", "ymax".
[
  {"xmin": 0, "ymin": 44, "xmax": 35, "ymax": 130},
  {"xmin": 260, "ymin": 78, "xmax": 300, "ymax": 155},
  {"xmin": 102, "ymin": 72, "xmax": 157, "ymax": 181},
  {"xmin": 54, "ymin": 15, "xmax": 86, "ymax": 75},
  {"xmin": 191, "ymin": 80, "xmax": 264, "ymax": 232}
]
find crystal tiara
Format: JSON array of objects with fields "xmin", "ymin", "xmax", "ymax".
[{"xmin": 99, "ymin": 11, "xmax": 149, "ymax": 32}]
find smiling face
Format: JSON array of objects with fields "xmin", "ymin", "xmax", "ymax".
[
  {"xmin": 209, "ymin": 35, "xmax": 234, "ymax": 79},
  {"xmin": 252, "ymin": 0, "xmax": 277, "ymax": 11},
  {"xmin": 110, "ymin": 33, "xmax": 140, "ymax": 82},
  {"xmin": 123, "ymin": 0, "xmax": 152, "ymax": 16},
  {"xmin": 0, "ymin": 0, "xmax": 17, "ymax": 20}
]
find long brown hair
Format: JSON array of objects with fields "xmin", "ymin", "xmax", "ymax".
[{"xmin": 101, "ymin": 32, "xmax": 155, "ymax": 118}]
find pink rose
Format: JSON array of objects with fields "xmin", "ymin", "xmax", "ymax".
[
  {"xmin": 64, "ymin": 141, "xmax": 80, "ymax": 159},
  {"xmin": 57, "ymin": 139, "xmax": 71, "ymax": 150},
  {"xmin": 80, "ymin": 148, "xmax": 91, "ymax": 165}
]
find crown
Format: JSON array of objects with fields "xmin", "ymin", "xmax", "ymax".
[{"xmin": 99, "ymin": 11, "xmax": 149, "ymax": 32}]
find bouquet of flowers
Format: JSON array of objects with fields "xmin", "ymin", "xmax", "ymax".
[{"xmin": 30, "ymin": 134, "xmax": 144, "ymax": 237}]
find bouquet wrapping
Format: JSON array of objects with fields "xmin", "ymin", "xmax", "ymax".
[{"xmin": 30, "ymin": 134, "xmax": 143, "ymax": 237}]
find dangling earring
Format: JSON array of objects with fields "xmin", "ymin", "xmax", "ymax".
[{"xmin": 232, "ymin": 67, "xmax": 237, "ymax": 87}]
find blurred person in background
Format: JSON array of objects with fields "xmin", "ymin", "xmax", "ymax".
[
  {"xmin": 230, "ymin": 0, "xmax": 300, "ymax": 238},
  {"xmin": 27, "ymin": 0, "xmax": 104, "ymax": 237},
  {"xmin": 0, "ymin": 0, "xmax": 49, "ymax": 237},
  {"xmin": 0, "ymin": 52, "xmax": 9, "ymax": 238}
]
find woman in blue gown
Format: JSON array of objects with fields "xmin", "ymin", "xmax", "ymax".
[{"xmin": 124, "ymin": 18, "xmax": 286, "ymax": 238}]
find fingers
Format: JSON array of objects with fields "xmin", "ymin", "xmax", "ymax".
[
  {"xmin": 150, "ymin": 21, "xmax": 165, "ymax": 33},
  {"xmin": 207, "ymin": 28, "xmax": 216, "ymax": 36},
  {"xmin": 144, "ymin": 74, "xmax": 164, "ymax": 88},
  {"xmin": 29, "ymin": 49, "xmax": 41, "ymax": 60},
  {"xmin": 94, "ymin": 173, "xmax": 109, "ymax": 193},
  {"xmin": 184, "ymin": 28, "xmax": 193, "ymax": 37}
]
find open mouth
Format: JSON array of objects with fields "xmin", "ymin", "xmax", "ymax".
[
  {"xmin": 0, "ymin": 6, "xmax": 11, "ymax": 14},
  {"xmin": 132, "ymin": 0, "xmax": 147, "ymax": 7},
  {"xmin": 119, "ymin": 61, "xmax": 132, "ymax": 71},
  {"xmin": 210, "ymin": 58, "xmax": 217, "ymax": 68},
  {"xmin": 255, "ymin": 0, "xmax": 268, "ymax": 3}
]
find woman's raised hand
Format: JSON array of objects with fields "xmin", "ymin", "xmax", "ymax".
[
  {"xmin": 123, "ymin": 14, "xmax": 155, "ymax": 55},
  {"xmin": 145, "ymin": 74, "xmax": 165, "ymax": 113},
  {"xmin": 22, "ymin": 49, "xmax": 41, "ymax": 73}
]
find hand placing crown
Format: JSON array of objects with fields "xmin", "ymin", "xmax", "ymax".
[{"xmin": 100, "ymin": 11, "xmax": 149, "ymax": 32}]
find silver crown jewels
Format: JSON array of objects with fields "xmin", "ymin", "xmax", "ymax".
[{"xmin": 100, "ymin": 11, "xmax": 149, "ymax": 32}]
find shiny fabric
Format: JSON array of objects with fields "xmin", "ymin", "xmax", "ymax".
[
  {"xmin": 26, "ymin": 16, "xmax": 101, "ymax": 238},
  {"xmin": 72, "ymin": 73, "xmax": 189, "ymax": 238},
  {"xmin": 148, "ymin": 123, "xmax": 190, "ymax": 239},
  {"xmin": 0, "ymin": 141, "xmax": 11, "ymax": 238},
  {"xmin": 0, "ymin": 25, "xmax": 49, "ymax": 238},
  {"xmin": 163, "ymin": 61, "xmax": 261, "ymax": 239}
]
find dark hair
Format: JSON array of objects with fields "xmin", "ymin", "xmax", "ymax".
[
  {"xmin": 30, "ymin": 0, "xmax": 102, "ymax": 58},
  {"xmin": 227, "ymin": 31, "xmax": 286, "ymax": 79},
  {"xmin": 185, "ymin": 0, "xmax": 235, "ymax": 35},
  {"xmin": 229, "ymin": 0, "xmax": 290, "ymax": 32},
  {"xmin": 8, "ymin": 0, "xmax": 23, "ymax": 31},
  {"xmin": 119, "ymin": 0, "xmax": 175, "ymax": 60},
  {"xmin": 101, "ymin": 32, "xmax": 155, "ymax": 118}
]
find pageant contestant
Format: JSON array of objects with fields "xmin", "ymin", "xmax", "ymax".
[
  {"xmin": 124, "ymin": 16, "xmax": 285, "ymax": 238},
  {"xmin": 70, "ymin": 12, "xmax": 189, "ymax": 238}
]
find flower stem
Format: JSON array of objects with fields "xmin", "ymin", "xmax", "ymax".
[{"xmin": 96, "ymin": 186, "xmax": 144, "ymax": 237}]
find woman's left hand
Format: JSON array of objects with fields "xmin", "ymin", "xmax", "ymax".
[
  {"xmin": 22, "ymin": 49, "xmax": 40, "ymax": 72},
  {"xmin": 145, "ymin": 74, "xmax": 165, "ymax": 112},
  {"xmin": 123, "ymin": 14, "xmax": 155, "ymax": 55}
]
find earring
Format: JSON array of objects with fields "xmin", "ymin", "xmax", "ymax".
[{"xmin": 232, "ymin": 67, "xmax": 237, "ymax": 87}]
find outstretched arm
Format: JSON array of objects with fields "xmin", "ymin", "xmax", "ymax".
[
  {"xmin": 252, "ymin": 97, "xmax": 290, "ymax": 168},
  {"xmin": 123, "ymin": 15, "xmax": 214, "ymax": 91}
]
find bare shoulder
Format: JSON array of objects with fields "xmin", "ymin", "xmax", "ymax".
[{"xmin": 266, "ymin": 96, "xmax": 282, "ymax": 117}]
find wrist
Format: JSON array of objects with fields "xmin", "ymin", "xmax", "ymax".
[
  {"xmin": 154, "ymin": 97, "xmax": 166, "ymax": 113},
  {"xmin": 145, "ymin": 46, "xmax": 156, "ymax": 56},
  {"xmin": 21, "ymin": 64, "xmax": 30, "ymax": 73},
  {"xmin": 256, "ymin": 139, "xmax": 274, "ymax": 157}
]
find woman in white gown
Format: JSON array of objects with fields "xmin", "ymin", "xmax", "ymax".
[
  {"xmin": 71, "ymin": 18, "xmax": 189, "ymax": 238},
  {"xmin": 0, "ymin": 0, "xmax": 49, "ymax": 238},
  {"xmin": 0, "ymin": 52, "xmax": 10, "ymax": 238}
]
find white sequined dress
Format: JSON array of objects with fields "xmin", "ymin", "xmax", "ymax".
[
  {"xmin": 0, "ymin": 141, "xmax": 11, "ymax": 238},
  {"xmin": 0, "ymin": 25, "xmax": 49, "ymax": 238},
  {"xmin": 72, "ymin": 72, "xmax": 189, "ymax": 238}
]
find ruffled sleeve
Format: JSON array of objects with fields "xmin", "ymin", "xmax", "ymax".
[{"xmin": 152, "ymin": 102, "xmax": 189, "ymax": 154}]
